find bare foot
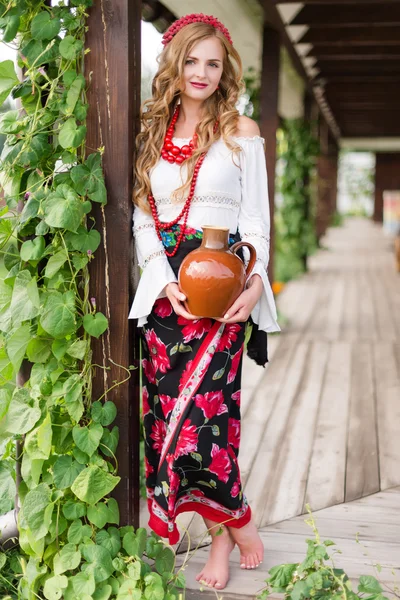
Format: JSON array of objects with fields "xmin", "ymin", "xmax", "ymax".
[
  {"xmin": 228, "ymin": 517, "xmax": 264, "ymax": 570},
  {"xmin": 196, "ymin": 522, "xmax": 235, "ymax": 589}
]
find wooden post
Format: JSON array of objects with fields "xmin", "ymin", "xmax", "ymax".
[
  {"xmin": 328, "ymin": 133, "xmax": 339, "ymax": 219},
  {"xmin": 259, "ymin": 24, "xmax": 280, "ymax": 284},
  {"xmin": 302, "ymin": 91, "xmax": 312, "ymax": 270},
  {"xmin": 316, "ymin": 117, "xmax": 330, "ymax": 241},
  {"xmin": 374, "ymin": 153, "xmax": 400, "ymax": 223},
  {"xmin": 85, "ymin": 0, "xmax": 142, "ymax": 527}
]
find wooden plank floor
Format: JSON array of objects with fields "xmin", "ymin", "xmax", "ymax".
[{"xmin": 180, "ymin": 487, "xmax": 400, "ymax": 599}]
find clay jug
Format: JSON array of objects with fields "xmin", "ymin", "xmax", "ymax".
[{"xmin": 178, "ymin": 226, "xmax": 256, "ymax": 318}]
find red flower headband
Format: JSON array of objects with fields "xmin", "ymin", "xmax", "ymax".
[{"xmin": 161, "ymin": 13, "xmax": 233, "ymax": 47}]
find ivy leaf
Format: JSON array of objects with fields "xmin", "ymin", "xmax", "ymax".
[
  {"xmin": 66, "ymin": 75, "xmax": 84, "ymax": 113},
  {"xmin": 155, "ymin": 547, "xmax": 175, "ymax": 576},
  {"xmin": 25, "ymin": 413, "xmax": 52, "ymax": 460},
  {"xmin": 71, "ymin": 465, "xmax": 120, "ymax": 505},
  {"xmin": 66, "ymin": 339, "xmax": 87, "ymax": 360},
  {"xmin": 20, "ymin": 196, "xmax": 40, "ymax": 223},
  {"xmin": 62, "ymin": 500, "xmax": 86, "ymax": 521},
  {"xmin": 51, "ymin": 338, "xmax": 69, "ymax": 360},
  {"xmin": 53, "ymin": 543, "xmax": 81, "ymax": 575},
  {"xmin": 3, "ymin": 388, "xmax": 41, "ymax": 435},
  {"xmin": 43, "ymin": 184, "xmax": 84, "ymax": 232},
  {"xmin": 106, "ymin": 497, "xmax": 120, "ymax": 525},
  {"xmin": 23, "ymin": 483, "xmax": 54, "ymax": 540},
  {"xmin": 26, "ymin": 337, "xmax": 52, "ymax": 363},
  {"xmin": 70, "ymin": 571, "xmax": 96, "ymax": 596},
  {"xmin": 10, "ymin": 271, "xmax": 40, "ymax": 324},
  {"xmin": 117, "ymin": 580, "xmax": 141, "ymax": 600},
  {"xmin": 95, "ymin": 527, "xmax": 121, "ymax": 558},
  {"xmin": 71, "ymin": 152, "xmax": 107, "ymax": 204},
  {"xmin": 80, "ymin": 543, "xmax": 114, "ymax": 582},
  {"xmin": 122, "ymin": 528, "xmax": 147, "ymax": 559},
  {"xmin": 67, "ymin": 519, "xmax": 92, "ymax": 544},
  {"xmin": 144, "ymin": 572, "xmax": 165, "ymax": 600},
  {"xmin": 0, "ymin": 60, "xmax": 20, "ymax": 106},
  {"xmin": 59, "ymin": 35, "xmax": 83, "ymax": 60},
  {"xmin": 83, "ymin": 312, "xmax": 108, "ymax": 338},
  {"xmin": 3, "ymin": 13, "xmax": 20, "ymax": 43},
  {"xmin": 53, "ymin": 455, "xmax": 84, "ymax": 489},
  {"xmin": 58, "ymin": 117, "xmax": 86, "ymax": 149},
  {"xmin": 63, "ymin": 374, "xmax": 84, "ymax": 422},
  {"xmin": 43, "ymin": 574, "xmax": 69, "ymax": 600},
  {"xmin": 100, "ymin": 425, "xmax": 119, "ymax": 457},
  {"xmin": 44, "ymin": 250, "xmax": 68, "ymax": 279},
  {"xmin": 91, "ymin": 401, "xmax": 117, "ymax": 426},
  {"xmin": 40, "ymin": 290, "xmax": 76, "ymax": 339},
  {"xmin": 73, "ymin": 423, "xmax": 103, "ymax": 456},
  {"xmin": 358, "ymin": 576, "xmax": 383, "ymax": 595},
  {"xmin": 65, "ymin": 226, "xmax": 101, "ymax": 252},
  {"xmin": 31, "ymin": 11, "xmax": 61, "ymax": 40},
  {"xmin": 87, "ymin": 502, "xmax": 109, "ymax": 528},
  {"xmin": 20, "ymin": 237, "xmax": 45, "ymax": 262}
]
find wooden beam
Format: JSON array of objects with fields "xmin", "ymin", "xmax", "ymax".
[
  {"xmin": 86, "ymin": 0, "xmax": 141, "ymax": 527},
  {"xmin": 276, "ymin": 0, "xmax": 400, "ymax": 4},
  {"xmin": 306, "ymin": 45, "xmax": 400, "ymax": 59},
  {"xmin": 299, "ymin": 26, "xmax": 400, "ymax": 45},
  {"xmin": 315, "ymin": 60, "xmax": 400, "ymax": 75},
  {"xmin": 374, "ymin": 153, "xmax": 400, "ymax": 223},
  {"xmin": 291, "ymin": 4, "xmax": 400, "ymax": 26},
  {"xmin": 259, "ymin": 25, "xmax": 280, "ymax": 284}
]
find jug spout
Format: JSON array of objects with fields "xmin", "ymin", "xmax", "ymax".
[{"xmin": 201, "ymin": 225, "xmax": 230, "ymax": 250}]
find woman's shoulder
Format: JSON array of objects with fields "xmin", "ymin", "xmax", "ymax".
[{"xmin": 234, "ymin": 115, "xmax": 261, "ymax": 139}]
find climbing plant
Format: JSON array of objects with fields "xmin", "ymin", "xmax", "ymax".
[
  {"xmin": 275, "ymin": 118, "xmax": 319, "ymax": 281},
  {"xmin": 0, "ymin": 1, "xmax": 185, "ymax": 598}
]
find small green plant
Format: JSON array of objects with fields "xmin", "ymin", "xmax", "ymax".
[{"xmin": 257, "ymin": 505, "xmax": 393, "ymax": 600}]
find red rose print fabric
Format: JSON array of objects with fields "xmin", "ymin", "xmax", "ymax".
[{"xmin": 140, "ymin": 229, "xmax": 252, "ymax": 545}]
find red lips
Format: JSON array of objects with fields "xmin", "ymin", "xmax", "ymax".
[{"xmin": 190, "ymin": 82, "xmax": 208, "ymax": 88}]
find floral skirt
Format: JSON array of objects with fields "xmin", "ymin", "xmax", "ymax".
[{"xmin": 141, "ymin": 226, "xmax": 252, "ymax": 544}]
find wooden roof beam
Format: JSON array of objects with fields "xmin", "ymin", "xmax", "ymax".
[
  {"xmin": 291, "ymin": 4, "xmax": 400, "ymax": 26},
  {"xmin": 299, "ymin": 25, "xmax": 400, "ymax": 45},
  {"xmin": 306, "ymin": 45, "xmax": 400, "ymax": 59},
  {"xmin": 275, "ymin": 0, "xmax": 400, "ymax": 4}
]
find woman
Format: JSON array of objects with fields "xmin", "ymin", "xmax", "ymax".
[{"xmin": 128, "ymin": 13, "xmax": 280, "ymax": 590}]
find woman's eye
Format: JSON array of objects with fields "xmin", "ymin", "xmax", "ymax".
[
  {"xmin": 209, "ymin": 63, "xmax": 219, "ymax": 68},
  {"xmin": 185, "ymin": 59, "xmax": 194, "ymax": 65}
]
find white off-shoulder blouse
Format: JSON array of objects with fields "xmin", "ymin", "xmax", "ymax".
[{"xmin": 128, "ymin": 135, "xmax": 280, "ymax": 333}]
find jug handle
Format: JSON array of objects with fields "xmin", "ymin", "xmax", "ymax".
[{"xmin": 230, "ymin": 241, "xmax": 257, "ymax": 279}]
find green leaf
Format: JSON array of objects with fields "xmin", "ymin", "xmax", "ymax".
[
  {"xmin": 0, "ymin": 462, "xmax": 16, "ymax": 515},
  {"xmin": 358, "ymin": 576, "xmax": 383, "ymax": 595},
  {"xmin": 73, "ymin": 423, "xmax": 103, "ymax": 456},
  {"xmin": 6, "ymin": 322, "xmax": 31, "ymax": 371},
  {"xmin": 0, "ymin": 60, "xmax": 20, "ymax": 106},
  {"xmin": 95, "ymin": 527, "xmax": 121, "ymax": 558},
  {"xmin": 62, "ymin": 500, "xmax": 86, "ymax": 520},
  {"xmin": 59, "ymin": 117, "xmax": 86, "ymax": 149},
  {"xmin": 66, "ymin": 75, "xmax": 84, "ymax": 113},
  {"xmin": 26, "ymin": 337, "xmax": 52, "ymax": 363},
  {"xmin": 91, "ymin": 401, "xmax": 117, "ymax": 426},
  {"xmin": 80, "ymin": 543, "xmax": 114, "ymax": 582},
  {"xmin": 2, "ymin": 388, "xmax": 41, "ymax": 435},
  {"xmin": 144, "ymin": 572, "xmax": 164, "ymax": 600},
  {"xmin": 146, "ymin": 535, "xmax": 163, "ymax": 559},
  {"xmin": 123, "ymin": 527, "xmax": 147, "ymax": 559},
  {"xmin": 40, "ymin": 290, "xmax": 76, "ymax": 338},
  {"xmin": 53, "ymin": 543, "xmax": 81, "ymax": 575},
  {"xmin": 3, "ymin": 13, "xmax": 20, "ymax": 43},
  {"xmin": 100, "ymin": 426, "xmax": 119, "ymax": 457},
  {"xmin": 291, "ymin": 580, "xmax": 311, "ymax": 600},
  {"xmin": 52, "ymin": 338, "xmax": 69, "ymax": 360},
  {"xmin": 71, "ymin": 152, "xmax": 106, "ymax": 204},
  {"xmin": 68, "ymin": 519, "xmax": 92, "ymax": 544},
  {"xmin": 43, "ymin": 574, "xmax": 69, "ymax": 600},
  {"xmin": 53, "ymin": 455, "xmax": 84, "ymax": 489},
  {"xmin": 31, "ymin": 11, "xmax": 61, "ymax": 40},
  {"xmin": 70, "ymin": 571, "xmax": 96, "ymax": 596},
  {"xmin": 25, "ymin": 412, "xmax": 52, "ymax": 460},
  {"xmin": 87, "ymin": 502, "xmax": 109, "ymax": 528},
  {"xmin": 116, "ymin": 580, "xmax": 141, "ymax": 600},
  {"xmin": 67, "ymin": 339, "xmax": 87, "ymax": 359},
  {"xmin": 10, "ymin": 271, "xmax": 40, "ymax": 324},
  {"xmin": 83, "ymin": 312, "xmax": 108, "ymax": 338},
  {"xmin": 106, "ymin": 497, "xmax": 120, "ymax": 524},
  {"xmin": 212, "ymin": 367, "xmax": 225, "ymax": 380},
  {"xmin": 64, "ymin": 375, "xmax": 84, "ymax": 422},
  {"xmin": 178, "ymin": 343, "xmax": 192, "ymax": 353},
  {"xmin": 71, "ymin": 465, "xmax": 120, "ymax": 504},
  {"xmin": 155, "ymin": 547, "xmax": 175, "ymax": 575},
  {"xmin": 43, "ymin": 184, "xmax": 84, "ymax": 232},
  {"xmin": 59, "ymin": 36, "xmax": 83, "ymax": 60},
  {"xmin": 45, "ymin": 250, "xmax": 68, "ymax": 279},
  {"xmin": 20, "ymin": 196, "xmax": 40, "ymax": 223},
  {"xmin": 65, "ymin": 226, "xmax": 101, "ymax": 253},
  {"xmin": 0, "ymin": 110, "xmax": 20, "ymax": 134},
  {"xmin": 93, "ymin": 584, "xmax": 112, "ymax": 600},
  {"xmin": 23, "ymin": 483, "xmax": 54, "ymax": 540}
]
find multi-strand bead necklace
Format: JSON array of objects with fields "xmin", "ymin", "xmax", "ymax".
[{"xmin": 148, "ymin": 105, "xmax": 217, "ymax": 257}]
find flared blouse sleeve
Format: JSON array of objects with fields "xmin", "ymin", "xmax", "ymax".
[
  {"xmin": 237, "ymin": 137, "xmax": 280, "ymax": 333},
  {"xmin": 127, "ymin": 204, "xmax": 178, "ymax": 325}
]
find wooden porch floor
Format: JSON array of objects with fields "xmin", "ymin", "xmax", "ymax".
[{"xmin": 179, "ymin": 217, "xmax": 400, "ymax": 597}]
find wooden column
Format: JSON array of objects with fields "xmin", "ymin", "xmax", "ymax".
[
  {"xmin": 316, "ymin": 119, "xmax": 338, "ymax": 241},
  {"xmin": 302, "ymin": 91, "xmax": 312, "ymax": 270},
  {"xmin": 259, "ymin": 25, "xmax": 280, "ymax": 284},
  {"xmin": 374, "ymin": 153, "xmax": 400, "ymax": 223},
  {"xmin": 86, "ymin": 0, "xmax": 142, "ymax": 526}
]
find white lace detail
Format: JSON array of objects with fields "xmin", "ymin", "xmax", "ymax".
[
  {"xmin": 133, "ymin": 222, "xmax": 155, "ymax": 235},
  {"xmin": 141, "ymin": 250, "xmax": 165, "ymax": 269},
  {"xmin": 154, "ymin": 193, "xmax": 240, "ymax": 209},
  {"xmin": 172, "ymin": 135, "xmax": 265, "ymax": 144},
  {"xmin": 242, "ymin": 231, "xmax": 270, "ymax": 243}
]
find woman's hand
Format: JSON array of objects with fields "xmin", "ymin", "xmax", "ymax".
[
  {"xmin": 164, "ymin": 282, "xmax": 199, "ymax": 320},
  {"xmin": 216, "ymin": 274, "xmax": 263, "ymax": 324}
]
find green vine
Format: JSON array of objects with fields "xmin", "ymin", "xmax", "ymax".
[
  {"xmin": 275, "ymin": 118, "xmax": 319, "ymax": 282},
  {"xmin": 0, "ymin": 1, "xmax": 185, "ymax": 598}
]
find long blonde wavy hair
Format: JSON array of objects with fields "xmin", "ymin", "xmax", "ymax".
[{"xmin": 133, "ymin": 22, "xmax": 244, "ymax": 212}]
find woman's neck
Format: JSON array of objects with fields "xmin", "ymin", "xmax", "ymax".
[{"xmin": 174, "ymin": 97, "xmax": 204, "ymax": 137}]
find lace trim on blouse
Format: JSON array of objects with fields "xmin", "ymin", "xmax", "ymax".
[
  {"xmin": 242, "ymin": 231, "xmax": 270, "ymax": 244},
  {"xmin": 133, "ymin": 222, "xmax": 155, "ymax": 235},
  {"xmin": 154, "ymin": 193, "xmax": 240, "ymax": 210},
  {"xmin": 141, "ymin": 250, "xmax": 165, "ymax": 269}
]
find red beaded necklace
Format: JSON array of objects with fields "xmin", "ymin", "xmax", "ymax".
[{"xmin": 148, "ymin": 106, "xmax": 218, "ymax": 257}]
